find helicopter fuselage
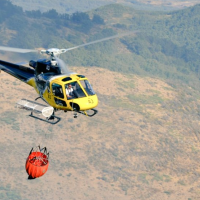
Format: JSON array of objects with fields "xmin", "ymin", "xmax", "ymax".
[
  {"xmin": 27, "ymin": 59, "xmax": 98, "ymax": 112},
  {"xmin": 0, "ymin": 58, "xmax": 98, "ymax": 113}
]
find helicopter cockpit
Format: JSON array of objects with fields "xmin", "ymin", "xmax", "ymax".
[{"xmin": 48, "ymin": 74, "xmax": 97, "ymax": 112}]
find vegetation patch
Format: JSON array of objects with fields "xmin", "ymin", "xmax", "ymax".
[
  {"xmin": 0, "ymin": 111, "xmax": 17, "ymax": 125},
  {"xmin": 127, "ymin": 94, "xmax": 164, "ymax": 104}
]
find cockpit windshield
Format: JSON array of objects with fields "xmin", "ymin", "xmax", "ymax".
[
  {"xmin": 65, "ymin": 81, "xmax": 86, "ymax": 99},
  {"xmin": 80, "ymin": 80, "xmax": 95, "ymax": 96}
]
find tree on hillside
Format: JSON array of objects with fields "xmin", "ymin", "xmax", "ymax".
[
  {"xmin": 70, "ymin": 12, "xmax": 93, "ymax": 33},
  {"xmin": 0, "ymin": 0, "xmax": 23, "ymax": 23},
  {"xmin": 71, "ymin": 12, "xmax": 90, "ymax": 24},
  {"xmin": 92, "ymin": 14, "xmax": 104, "ymax": 25},
  {"xmin": 25, "ymin": 10, "xmax": 42, "ymax": 18},
  {"xmin": 43, "ymin": 9, "xmax": 59, "ymax": 19}
]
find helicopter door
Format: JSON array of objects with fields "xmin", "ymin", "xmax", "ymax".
[
  {"xmin": 46, "ymin": 81, "xmax": 52, "ymax": 99},
  {"xmin": 51, "ymin": 83, "xmax": 67, "ymax": 107}
]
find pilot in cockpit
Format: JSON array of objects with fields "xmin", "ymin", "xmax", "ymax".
[{"xmin": 66, "ymin": 84, "xmax": 74, "ymax": 99}]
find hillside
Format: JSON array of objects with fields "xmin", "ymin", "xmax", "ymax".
[
  {"xmin": 10, "ymin": 0, "xmax": 200, "ymax": 13},
  {"xmin": 1, "ymin": 65, "xmax": 200, "ymax": 199},
  {"xmin": 1, "ymin": 1, "xmax": 200, "ymax": 87},
  {"xmin": 1, "ymin": 2, "xmax": 200, "ymax": 199}
]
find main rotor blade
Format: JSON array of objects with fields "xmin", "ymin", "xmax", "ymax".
[
  {"xmin": 64, "ymin": 31, "xmax": 139, "ymax": 52},
  {"xmin": 0, "ymin": 46, "xmax": 37, "ymax": 53}
]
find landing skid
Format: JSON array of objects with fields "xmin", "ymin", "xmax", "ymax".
[
  {"xmin": 78, "ymin": 109, "xmax": 98, "ymax": 117},
  {"xmin": 29, "ymin": 111, "xmax": 61, "ymax": 124}
]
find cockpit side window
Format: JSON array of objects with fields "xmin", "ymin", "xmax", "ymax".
[
  {"xmin": 52, "ymin": 83, "xmax": 64, "ymax": 99},
  {"xmin": 80, "ymin": 80, "xmax": 95, "ymax": 96}
]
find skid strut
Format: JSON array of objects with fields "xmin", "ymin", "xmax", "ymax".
[{"xmin": 29, "ymin": 111, "xmax": 61, "ymax": 124}]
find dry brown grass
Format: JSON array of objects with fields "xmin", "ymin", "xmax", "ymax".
[{"xmin": 1, "ymin": 64, "xmax": 200, "ymax": 200}]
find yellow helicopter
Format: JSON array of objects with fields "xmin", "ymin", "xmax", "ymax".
[{"xmin": 0, "ymin": 32, "xmax": 135, "ymax": 124}]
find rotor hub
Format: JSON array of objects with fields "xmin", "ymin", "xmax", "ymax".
[{"xmin": 40, "ymin": 48, "xmax": 66, "ymax": 57}]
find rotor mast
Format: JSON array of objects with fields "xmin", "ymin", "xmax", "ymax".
[{"xmin": 40, "ymin": 48, "xmax": 67, "ymax": 66}]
